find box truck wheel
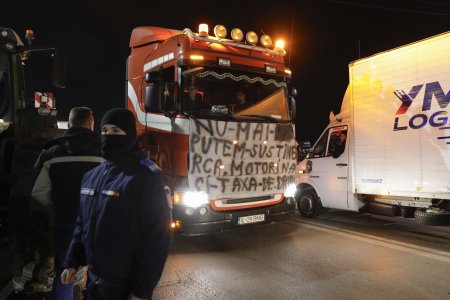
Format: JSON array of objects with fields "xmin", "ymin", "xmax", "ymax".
[
  {"xmin": 296, "ymin": 188, "xmax": 321, "ymax": 218},
  {"xmin": 400, "ymin": 207, "xmax": 415, "ymax": 218},
  {"xmin": 414, "ymin": 207, "xmax": 450, "ymax": 226}
]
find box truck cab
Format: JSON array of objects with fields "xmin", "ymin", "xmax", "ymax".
[{"xmin": 296, "ymin": 31, "xmax": 450, "ymax": 226}]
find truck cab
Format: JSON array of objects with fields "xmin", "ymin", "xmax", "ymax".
[{"xmin": 127, "ymin": 24, "xmax": 298, "ymax": 234}]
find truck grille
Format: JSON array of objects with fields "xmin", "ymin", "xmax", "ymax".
[{"xmin": 223, "ymin": 195, "xmax": 272, "ymax": 204}]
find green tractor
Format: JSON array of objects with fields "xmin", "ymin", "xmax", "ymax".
[{"xmin": 0, "ymin": 27, "xmax": 67, "ymax": 298}]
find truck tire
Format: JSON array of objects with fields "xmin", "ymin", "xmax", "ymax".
[
  {"xmin": 369, "ymin": 201, "xmax": 399, "ymax": 216},
  {"xmin": 414, "ymin": 208, "xmax": 450, "ymax": 226},
  {"xmin": 400, "ymin": 207, "xmax": 416, "ymax": 218},
  {"xmin": 296, "ymin": 188, "xmax": 321, "ymax": 218}
]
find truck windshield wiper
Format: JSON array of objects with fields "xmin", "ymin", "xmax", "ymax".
[
  {"xmin": 239, "ymin": 114, "xmax": 281, "ymax": 122},
  {"xmin": 185, "ymin": 111, "xmax": 237, "ymax": 120}
]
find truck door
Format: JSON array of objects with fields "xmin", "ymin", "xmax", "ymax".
[{"xmin": 306, "ymin": 125, "xmax": 349, "ymax": 209}]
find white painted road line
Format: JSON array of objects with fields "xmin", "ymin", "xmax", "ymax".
[{"xmin": 290, "ymin": 219, "xmax": 450, "ymax": 263}]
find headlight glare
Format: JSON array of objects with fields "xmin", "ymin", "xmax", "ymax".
[
  {"xmin": 284, "ymin": 184, "xmax": 297, "ymax": 198},
  {"xmin": 175, "ymin": 191, "xmax": 209, "ymax": 208}
]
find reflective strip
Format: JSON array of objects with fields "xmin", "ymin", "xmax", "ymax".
[
  {"xmin": 81, "ymin": 188, "xmax": 95, "ymax": 196},
  {"xmin": 46, "ymin": 156, "xmax": 104, "ymax": 165},
  {"xmin": 127, "ymin": 81, "xmax": 189, "ymax": 134},
  {"xmin": 140, "ymin": 158, "xmax": 161, "ymax": 173},
  {"xmin": 31, "ymin": 162, "xmax": 52, "ymax": 206},
  {"xmin": 31, "ymin": 155, "xmax": 103, "ymax": 205}
]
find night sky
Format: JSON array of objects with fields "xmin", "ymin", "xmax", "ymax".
[{"xmin": 4, "ymin": 0, "xmax": 449, "ymax": 142}]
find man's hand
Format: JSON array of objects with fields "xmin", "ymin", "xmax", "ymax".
[
  {"xmin": 61, "ymin": 268, "xmax": 77, "ymax": 284},
  {"xmin": 128, "ymin": 293, "xmax": 146, "ymax": 300}
]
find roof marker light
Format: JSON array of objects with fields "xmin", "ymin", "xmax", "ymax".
[
  {"xmin": 218, "ymin": 57, "xmax": 231, "ymax": 67},
  {"xmin": 265, "ymin": 65, "xmax": 276, "ymax": 74},
  {"xmin": 275, "ymin": 39, "xmax": 285, "ymax": 51},
  {"xmin": 199, "ymin": 24, "xmax": 209, "ymax": 37},
  {"xmin": 190, "ymin": 55, "xmax": 204, "ymax": 60},
  {"xmin": 231, "ymin": 28, "xmax": 244, "ymax": 42},
  {"xmin": 214, "ymin": 25, "xmax": 227, "ymax": 39},
  {"xmin": 246, "ymin": 31, "xmax": 258, "ymax": 45},
  {"xmin": 260, "ymin": 34, "xmax": 273, "ymax": 48}
]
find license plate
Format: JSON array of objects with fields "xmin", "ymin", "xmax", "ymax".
[{"xmin": 238, "ymin": 214, "xmax": 265, "ymax": 225}]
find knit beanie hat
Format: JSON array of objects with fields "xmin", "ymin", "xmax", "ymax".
[{"xmin": 100, "ymin": 108, "xmax": 137, "ymax": 141}]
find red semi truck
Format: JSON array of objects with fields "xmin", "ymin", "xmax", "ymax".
[{"xmin": 126, "ymin": 24, "xmax": 298, "ymax": 234}]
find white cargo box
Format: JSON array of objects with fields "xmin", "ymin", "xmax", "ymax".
[{"xmin": 349, "ymin": 32, "xmax": 450, "ymax": 199}]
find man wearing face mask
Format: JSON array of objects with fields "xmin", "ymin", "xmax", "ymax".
[{"xmin": 61, "ymin": 108, "xmax": 172, "ymax": 300}]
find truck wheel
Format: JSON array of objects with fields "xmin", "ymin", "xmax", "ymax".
[
  {"xmin": 400, "ymin": 207, "xmax": 415, "ymax": 218},
  {"xmin": 296, "ymin": 189, "xmax": 321, "ymax": 218},
  {"xmin": 414, "ymin": 207, "xmax": 450, "ymax": 226}
]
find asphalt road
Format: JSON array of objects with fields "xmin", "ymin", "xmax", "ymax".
[{"xmin": 153, "ymin": 211, "xmax": 450, "ymax": 300}]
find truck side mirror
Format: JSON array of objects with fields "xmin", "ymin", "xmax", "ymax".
[
  {"xmin": 290, "ymin": 96, "xmax": 296, "ymax": 121},
  {"xmin": 52, "ymin": 53, "xmax": 66, "ymax": 88},
  {"xmin": 145, "ymin": 71, "xmax": 162, "ymax": 83},
  {"xmin": 291, "ymin": 87, "xmax": 297, "ymax": 97},
  {"xmin": 145, "ymin": 85, "xmax": 161, "ymax": 113}
]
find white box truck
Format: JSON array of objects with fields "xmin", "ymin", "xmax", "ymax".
[{"xmin": 295, "ymin": 31, "xmax": 450, "ymax": 226}]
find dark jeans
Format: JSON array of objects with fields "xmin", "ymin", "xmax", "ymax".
[
  {"xmin": 87, "ymin": 280, "xmax": 132, "ymax": 300},
  {"xmin": 53, "ymin": 226, "xmax": 74, "ymax": 300}
]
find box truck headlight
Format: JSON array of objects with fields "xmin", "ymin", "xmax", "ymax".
[
  {"xmin": 174, "ymin": 191, "xmax": 209, "ymax": 208},
  {"xmin": 284, "ymin": 184, "xmax": 297, "ymax": 198}
]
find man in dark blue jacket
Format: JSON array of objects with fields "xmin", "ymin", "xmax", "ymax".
[
  {"xmin": 61, "ymin": 108, "xmax": 172, "ymax": 300},
  {"xmin": 32, "ymin": 106, "xmax": 102, "ymax": 298}
]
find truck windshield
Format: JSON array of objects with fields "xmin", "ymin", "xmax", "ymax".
[{"xmin": 182, "ymin": 68, "xmax": 290, "ymax": 121}]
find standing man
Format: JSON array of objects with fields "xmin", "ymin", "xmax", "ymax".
[
  {"xmin": 61, "ymin": 108, "xmax": 172, "ymax": 300},
  {"xmin": 31, "ymin": 107, "xmax": 102, "ymax": 299}
]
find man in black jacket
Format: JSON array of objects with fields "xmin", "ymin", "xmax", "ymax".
[
  {"xmin": 31, "ymin": 106, "xmax": 102, "ymax": 299},
  {"xmin": 61, "ymin": 108, "xmax": 172, "ymax": 300}
]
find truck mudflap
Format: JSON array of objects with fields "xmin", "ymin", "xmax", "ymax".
[{"xmin": 173, "ymin": 197, "xmax": 295, "ymax": 235}]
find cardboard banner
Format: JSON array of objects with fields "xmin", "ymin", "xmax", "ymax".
[{"xmin": 188, "ymin": 118, "xmax": 297, "ymax": 199}]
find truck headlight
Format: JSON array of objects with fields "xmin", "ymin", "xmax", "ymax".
[
  {"xmin": 284, "ymin": 184, "xmax": 297, "ymax": 198},
  {"xmin": 174, "ymin": 191, "xmax": 209, "ymax": 208}
]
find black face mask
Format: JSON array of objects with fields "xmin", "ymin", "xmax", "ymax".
[{"xmin": 101, "ymin": 135, "xmax": 135, "ymax": 159}]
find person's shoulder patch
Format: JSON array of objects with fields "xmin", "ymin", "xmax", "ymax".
[{"xmin": 139, "ymin": 158, "xmax": 161, "ymax": 173}]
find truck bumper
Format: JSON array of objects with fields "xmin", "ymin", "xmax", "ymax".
[{"xmin": 172, "ymin": 197, "xmax": 296, "ymax": 235}]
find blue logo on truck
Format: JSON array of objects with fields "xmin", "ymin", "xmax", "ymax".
[{"xmin": 393, "ymin": 81, "xmax": 450, "ymax": 133}]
